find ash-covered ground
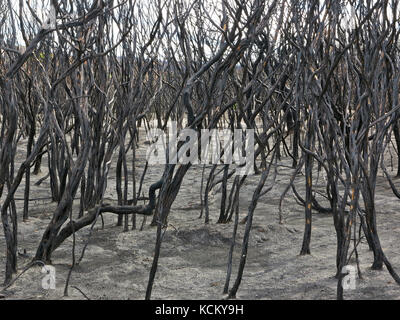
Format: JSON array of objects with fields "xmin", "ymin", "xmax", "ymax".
[{"xmin": 1, "ymin": 131, "xmax": 400, "ymax": 300}]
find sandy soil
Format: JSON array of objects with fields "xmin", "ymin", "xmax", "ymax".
[{"xmin": 1, "ymin": 130, "xmax": 400, "ymax": 300}]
